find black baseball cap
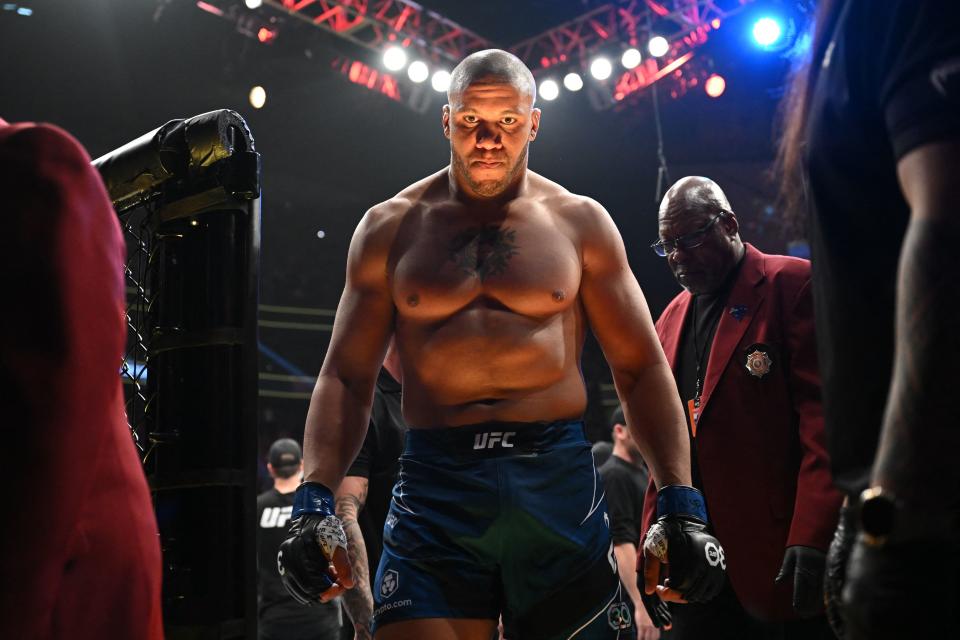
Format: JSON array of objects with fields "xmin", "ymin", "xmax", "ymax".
[{"xmin": 268, "ymin": 438, "xmax": 302, "ymax": 470}]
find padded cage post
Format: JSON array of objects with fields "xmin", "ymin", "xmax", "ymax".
[{"xmin": 94, "ymin": 110, "xmax": 260, "ymax": 640}]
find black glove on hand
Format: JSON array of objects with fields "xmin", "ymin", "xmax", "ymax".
[
  {"xmin": 279, "ymin": 513, "xmax": 339, "ymax": 604},
  {"xmin": 775, "ymin": 545, "xmax": 826, "ymax": 618},
  {"xmin": 824, "ymin": 503, "xmax": 855, "ymax": 636},
  {"xmin": 277, "ymin": 482, "xmax": 350, "ymax": 605},
  {"xmin": 639, "ymin": 589, "xmax": 672, "ymax": 629},
  {"xmin": 643, "ymin": 485, "xmax": 726, "ymax": 603}
]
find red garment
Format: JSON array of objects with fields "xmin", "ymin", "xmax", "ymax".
[
  {"xmin": 642, "ymin": 244, "xmax": 843, "ymax": 621},
  {"xmin": 0, "ymin": 119, "xmax": 164, "ymax": 639}
]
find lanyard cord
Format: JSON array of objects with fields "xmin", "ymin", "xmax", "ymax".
[{"xmin": 690, "ymin": 296, "xmax": 712, "ymax": 404}]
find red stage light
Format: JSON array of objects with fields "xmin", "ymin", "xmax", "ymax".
[
  {"xmin": 705, "ymin": 74, "xmax": 726, "ymax": 98},
  {"xmin": 257, "ymin": 27, "xmax": 276, "ymax": 43}
]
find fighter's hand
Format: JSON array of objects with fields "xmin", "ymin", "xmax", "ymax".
[
  {"xmin": 635, "ymin": 601, "xmax": 663, "ymax": 640},
  {"xmin": 638, "ymin": 588, "xmax": 671, "ymax": 634},
  {"xmin": 636, "ymin": 548, "xmax": 672, "ymax": 629},
  {"xmin": 278, "ymin": 482, "xmax": 355, "ymax": 605},
  {"xmin": 642, "ymin": 485, "xmax": 726, "ymax": 604}
]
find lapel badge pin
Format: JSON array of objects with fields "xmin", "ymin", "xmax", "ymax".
[
  {"xmin": 729, "ymin": 304, "xmax": 748, "ymax": 321},
  {"xmin": 744, "ymin": 343, "xmax": 773, "ymax": 378}
]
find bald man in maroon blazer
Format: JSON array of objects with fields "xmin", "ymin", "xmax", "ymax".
[
  {"xmin": 640, "ymin": 177, "xmax": 842, "ymax": 640},
  {"xmin": 0, "ymin": 117, "xmax": 163, "ymax": 639}
]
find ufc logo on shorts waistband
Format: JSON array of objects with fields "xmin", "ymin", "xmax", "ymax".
[{"xmin": 473, "ymin": 431, "xmax": 516, "ymax": 449}]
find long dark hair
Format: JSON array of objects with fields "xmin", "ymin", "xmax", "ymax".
[{"xmin": 774, "ymin": 0, "xmax": 844, "ymax": 229}]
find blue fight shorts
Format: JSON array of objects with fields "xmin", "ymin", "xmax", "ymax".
[{"xmin": 372, "ymin": 420, "xmax": 637, "ymax": 639}]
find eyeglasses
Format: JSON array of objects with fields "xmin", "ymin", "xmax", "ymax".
[{"xmin": 650, "ymin": 212, "xmax": 726, "ymax": 257}]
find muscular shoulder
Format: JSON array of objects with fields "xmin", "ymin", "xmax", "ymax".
[
  {"xmin": 531, "ymin": 178, "xmax": 620, "ymax": 266},
  {"xmin": 534, "ymin": 181, "xmax": 607, "ymax": 227},
  {"xmin": 358, "ymin": 169, "xmax": 446, "ymax": 242}
]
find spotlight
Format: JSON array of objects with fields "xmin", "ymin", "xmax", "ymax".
[
  {"xmin": 621, "ymin": 48, "xmax": 642, "ymax": 69},
  {"xmin": 249, "ymin": 85, "xmax": 266, "ymax": 109},
  {"xmin": 431, "ymin": 69, "xmax": 451, "ymax": 92},
  {"xmin": 244, "ymin": 0, "xmax": 262, "ymax": 8},
  {"xmin": 383, "ymin": 46, "xmax": 407, "ymax": 71},
  {"xmin": 407, "ymin": 60, "xmax": 429, "ymax": 83},
  {"xmin": 648, "ymin": 36, "xmax": 669, "ymax": 58},
  {"xmin": 752, "ymin": 17, "xmax": 783, "ymax": 47},
  {"xmin": 539, "ymin": 79, "xmax": 560, "ymax": 101},
  {"xmin": 590, "ymin": 57, "xmax": 612, "ymax": 80},
  {"xmin": 705, "ymin": 74, "xmax": 726, "ymax": 98},
  {"xmin": 563, "ymin": 72, "xmax": 583, "ymax": 92}
]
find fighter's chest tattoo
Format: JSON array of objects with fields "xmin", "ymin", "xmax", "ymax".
[{"xmin": 447, "ymin": 225, "xmax": 519, "ymax": 282}]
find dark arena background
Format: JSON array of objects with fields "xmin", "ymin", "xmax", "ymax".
[{"xmin": 1, "ymin": 0, "xmax": 816, "ymax": 636}]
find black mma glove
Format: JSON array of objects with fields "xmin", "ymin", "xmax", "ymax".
[
  {"xmin": 639, "ymin": 589, "xmax": 671, "ymax": 629},
  {"xmin": 775, "ymin": 545, "xmax": 826, "ymax": 618},
  {"xmin": 277, "ymin": 482, "xmax": 351, "ymax": 605},
  {"xmin": 636, "ymin": 551, "xmax": 672, "ymax": 629},
  {"xmin": 643, "ymin": 485, "xmax": 726, "ymax": 603},
  {"xmin": 824, "ymin": 502, "xmax": 854, "ymax": 637}
]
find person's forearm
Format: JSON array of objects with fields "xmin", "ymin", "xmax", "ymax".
[
  {"xmin": 335, "ymin": 493, "xmax": 374, "ymax": 639},
  {"xmin": 615, "ymin": 362, "xmax": 691, "ymax": 488},
  {"xmin": 302, "ymin": 372, "xmax": 376, "ymax": 489},
  {"xmin": 872, "ymin": 217, "xmax": 960, "ymax": 505},
  {"xmin": 614, "ymin": 543, "xmax": 643, "ymax": 606}
]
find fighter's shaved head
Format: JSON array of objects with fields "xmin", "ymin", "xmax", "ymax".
[
  {"xmin": 448, "ymin": 49, "xmax": 537, "ymax": 106},
  {"xmin": 659, "ymin": 176, "xmax": 732, "ymax": 220}
]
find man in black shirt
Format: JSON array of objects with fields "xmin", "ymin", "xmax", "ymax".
[
  {"xmin": 779, "ymin": 1, "xmax": 960, "ymax": 637},
  {"xmin": 641, "ymin": 177, "xmax": 841, "ymax": 639},
  {"xmin": 335, "ymin": 347, "xmax": 406, "ymax": 640},
  {"xmin": 257, "ymin": 439, "xmax": 342, "ymax": 639},
  {"xmin": 599, "ymin": 406, "xmax": 656, "ymax": 639}
]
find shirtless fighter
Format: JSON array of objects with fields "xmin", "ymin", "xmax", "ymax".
[{"xmin": 278, "ymin": 49, "xmax": 725, "ymax": 639}]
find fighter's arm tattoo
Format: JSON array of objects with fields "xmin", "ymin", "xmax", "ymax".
[
  {"xmin": 873, "ymin": 217, "xmax": 960, "ymax": 506},
  {"xmin": 336, "ymin": 479, "xmax": 373, "ymax": 640}
]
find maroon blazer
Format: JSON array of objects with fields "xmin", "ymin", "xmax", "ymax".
[
  {"xmin": 0, "ymin": 119, "xmax": 163, "ymax": 639},
  {"xmin": 641, "ymin": 244, "xmax": 842, "ymax": 621}
]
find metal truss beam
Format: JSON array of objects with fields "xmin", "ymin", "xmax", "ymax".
[
  {"xmin": 191, "ymin": 0, "xmax": 756, "ymax": 111},
  {"xmin": 264, "ymin": 0, "xmax": 494, "ymax": 64},
  {"xmin": 510, "ymin": 0, "xmax": 753, "ymax": 72}
]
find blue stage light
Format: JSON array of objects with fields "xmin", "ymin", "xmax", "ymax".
[{"xmin": 752, "ymin": 17, "xmax": 783, "ymax": 47}]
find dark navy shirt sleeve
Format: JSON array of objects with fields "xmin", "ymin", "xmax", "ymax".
[
  {"xmin": 602, "ymin": 467, "xmax": 640, "ymax": 546},
  {"xmin": 874, "ymin": 0, "xmax": 960, "ymax": 159},
  {"xmin": 345, "ymin": 419, "xmax": 376, "ymax": 479}
]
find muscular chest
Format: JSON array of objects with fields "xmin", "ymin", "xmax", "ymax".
[{"xmin": 391, "ymin": 209, "xmax": 581, "ymax": 318}]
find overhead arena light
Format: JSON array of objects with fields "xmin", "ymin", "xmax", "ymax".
[
  {"xmin": 249, "ymin": 85, "xmax": 266, "ymax": 109},
  {"xmin": 590, "ymin": 57, "xmax": 613, "ymax": 80},
  {"xmin": 244, "ymin": 0, "xmax": 262, "ymax": 8},
  {"xmin": 648, "ymin": 36, "xmax": 669, "ymax": 58},
  {"xmin": 621, "ymin": 48, "xmax": 642, "ymax": 69},
  {"xmin": 431, "ymin": 69, "xmax": 451, "ymax": 92},
  {"xmin": 539, "ymin": 79, "xmax": 560, "ymax": 101},
  {"xmin": 383, "ymin": 46, "xmax": 407, "ymax": 71},
  {"xmin": 257, "ymin": 27, "xmax": 276, "ymax": 43},
  {"xmin": 563, "ymin": 72, "xmax": 583, "ymax": 92},
  {"xmin": 752, "ymin": 17, "xmax": 783, "ymax": 48},
  {"xmin": 407, "ymin": 60, "xmax": 429, "ymax": 83},
  {"xmin": 705, "ymin": 74, "xmax": 726, "ymax": 98}
]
